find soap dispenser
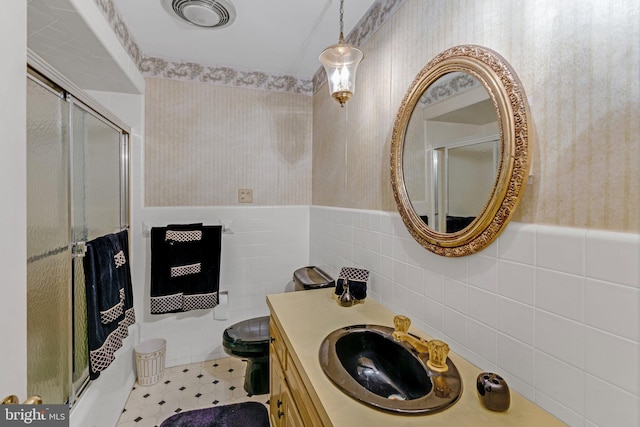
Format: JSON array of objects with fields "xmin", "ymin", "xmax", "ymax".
[{"xmin": 338, "ymin": 279, "xmax": 355, "ymax": 307}]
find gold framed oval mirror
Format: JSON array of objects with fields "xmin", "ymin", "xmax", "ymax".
[{"xmin": 391, "ymin": 45, "xmax": 531, "ymax": 257}]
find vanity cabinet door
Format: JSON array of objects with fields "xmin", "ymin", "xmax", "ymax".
[
  {"xmin": 270, "ymin": 335, "xmax": 305, "ymax": 427},
  {"xmin": 270, "ymin": 326, "xmax": 286, "ymax": 427},
  {"xmin": 285, "ymin": 358, "xmax": 323, "ymax": 426},
  {"xmin": 270, "ymin": 316, "xmax": 323, "ymax": 426},
  {"xmin": 282, "ymin": 386, "xmax": 305, "ymax": 427},
  {"xmin": 270, "ymin": 350, "xmax": 285, "ymax": 427}
]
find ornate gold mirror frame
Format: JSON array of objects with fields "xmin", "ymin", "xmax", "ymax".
[{"xmin": 391, "ymin": 45, "xmax": 531, "ymax": 257}]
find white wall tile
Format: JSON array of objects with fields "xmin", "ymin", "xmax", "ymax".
[
  {"xmin": 379, "ymin": 254, "xmax": 393, "ymax": 280},
  {"xmin": 535, "ymin": 351, "xmax": 584, "ymax": 415},
  {"xmin": 467, "ymin": 286, "xmax": 498, "ymax": 328},
  {"xmin": 468, "ymin": 254, "xmax": 498, "ymax": 292},
  {"xmin": 467, "ymin": 320, "xmax": 497, "ymax": 364},
  {"xmin": 443, "ymin": 307, "xmax": 467, "ymax": 348},
  {"xmin": 586, "ymin": 230, "xmax": 640, "ymax": 288},
  {"xmin": 392, "ymin": 259, "xmax": 408, "ymax": 287},
  {"xmin": 406, "ymin": 264, "xmax": 425, "ymax": 295},
  {"xmin": 498, "ymin": 222, "xmax": 537, "ymax": 264},
  {"xmin": 441, "ymin": 255, "xmax": 468, "ymax": 282},
  {"xmin": 536, "ymin": 269, "xmax": 583, "ymax": 322},
  {"xmin": 392, "ymin": 280, "xmax": 408, "ymax": 310},
  {"xmin": 584, "ymin": 374, "xmax": 640, "ymax": 427},
  {"xmin": 379, "ymin": 233, "xmax": 394, "ymax": 257},
  {"xmin": 535, "ymin": 311, "xmax": 583, "ymax": 368},
  {"xmin": 497, "ymin": 333, "xmax": 534, "ymax": 385},
  {"xmin": 424, "ymin": 270, "xmax": 444, "ymax": 303},
  {"xmin": 584, "ymin": 278, "xmax": 640, "ymax": 341},
  {"xmin": 536, "ymin": 225, "xmax": 585, "ymax": 275},
  {"xmin": 308, "ymin": 206, "xmax": 640, "ymax": 425},
  {"xmin": 584, "ymin": 327, "xmax": 639, "ymax": 395},
  {"xmin": 497, "ymin": 297, "xmax": 534, "ymax": 345},
  {"xmin": 423, "ymin": 297, "xmax": 444, "ymax": 332},
  {"xmin": 498, "ymin": 260, "xmax": 535, "ymax": 305},
  {"xmin": 406, "ymin": 289, "xmax": 426, "ymax": 324},
  {"xmin": 535, "ymin": 390, "xmax": 583, "ymax": 427},
  {"xmin": 444, "ymin": 278, "xmax": 468, "ymax": 315}
]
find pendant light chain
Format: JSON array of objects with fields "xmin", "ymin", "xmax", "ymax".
[{"xmin": 339, "ymin": 0, "xmax": 345, "ymax": 42}]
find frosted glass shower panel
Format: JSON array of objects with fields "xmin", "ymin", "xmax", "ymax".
[
  {"xmin": 72, "ymin": 105, "xmax": 122, "ymax": 242},
  {"xmin": 26, "ymin": 77, "xmax": 71, "ymax": 404},
  {"xmin": 27, "ymin": 72, "xmax": 129, "ymax": 405},
  {"xmin": 70, "ymin": 104, "xmax": 122, "ymax": 395}
]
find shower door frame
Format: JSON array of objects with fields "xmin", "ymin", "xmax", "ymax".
[{"xmin": 26, "ymin": 49, "xmax": 131, "ymax": 407}]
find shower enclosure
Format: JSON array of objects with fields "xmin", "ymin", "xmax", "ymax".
[{"xmin": 26, "ymin": 53, "xmax": 130, "ymax": 406}]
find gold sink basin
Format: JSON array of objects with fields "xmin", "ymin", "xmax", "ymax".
[{"xmin": 318, "ymin": 324, "xmax": 462, "ymax": 414}]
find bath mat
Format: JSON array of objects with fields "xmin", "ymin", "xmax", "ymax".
[{"xmin": 159, "ymin": 401, "xmax": 269, "ymax": 427}]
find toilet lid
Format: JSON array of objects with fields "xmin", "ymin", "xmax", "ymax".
[{"xmin": 224, "ymin": 316, "xmax": 270, "ymax": 344}]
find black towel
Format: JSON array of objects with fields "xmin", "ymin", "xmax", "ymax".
[
  {"xmin": 334, "ymin": 267, "xmax": 370, "ymax": 300},
  {"xmin": 83, "ymin": 230, "xmax": 135, "ymax": 379},
  {"xmin": 150, "ymin": 224, "xmax": 222, "ymax": 314},
  {"xmin": 335, "ymin": 278, "xmax": 368, "ymax": 300}
]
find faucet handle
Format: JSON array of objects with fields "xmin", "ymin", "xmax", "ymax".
[
  {"xmin": 23, "ymin": 395, "xmax": 42, "ymax": 405},
  {"xmin": 393, "ymin": 315, "xmax": 411, "ymax": 334},
  {"xmin": 427, "ymin": 339, "xmax": 450, "ymax": 372},
  {"xmin": 1, "ymin": 395, "xmax": 19, "ymax": 404}
]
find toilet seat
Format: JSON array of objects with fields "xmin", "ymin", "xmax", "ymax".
[{"xmin": 222, "ymin": 316, "xmax": 270, "ymax": 358}]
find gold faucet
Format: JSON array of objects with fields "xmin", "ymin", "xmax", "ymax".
[
  {"xmin": 392, "ymin": 315, "xmax": 430, "ymax": 353},
  {"xmin": 1, "ymin": 395, "xmax": 42, "ymax": 404},
  {"xmin": 392, "ymin": 315, "xmax": 450, "ymax": 373}
]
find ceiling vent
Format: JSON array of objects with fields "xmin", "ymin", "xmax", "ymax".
[{"xmin": 164, "ymin": 0, "xmax": 236, "ymax": 29}]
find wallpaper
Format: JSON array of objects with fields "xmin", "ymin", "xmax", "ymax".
[
  {"xmin": 144, "ymin": 78, "xmax": 312, "ymax": 206},
  {"xmin": 312, "ymin": 0, "xmax": 640, "ymax": 233},
  {"xmin": 99, "ymin": 0, "xmax": 639, "ymax": 232}
]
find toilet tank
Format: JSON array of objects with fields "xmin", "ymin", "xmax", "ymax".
[{"xmin": 293, "ymin": 266, "xmax": 335, "ymax": 291}]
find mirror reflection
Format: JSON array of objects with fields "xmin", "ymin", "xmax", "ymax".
[{"xmin": 403, "ymin": 72, "xmax": 499, "ymax": 233}]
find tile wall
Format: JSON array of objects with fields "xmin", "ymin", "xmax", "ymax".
[
  {"xmin": 309, "ymin": 205, "xmax": 640, "ymax": 427},
  {"xmin": 137, "ymin": 206, "xmax": 309, "ymax": 366}
]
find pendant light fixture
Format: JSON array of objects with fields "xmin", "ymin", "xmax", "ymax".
[{"xmin": 319, "ymin": 0, "xmax": 364, "ymax": 107}]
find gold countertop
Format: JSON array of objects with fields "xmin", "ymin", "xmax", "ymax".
[{"xmin": 267, "ymin": 288, "xmax": 566, "ymax": 427}]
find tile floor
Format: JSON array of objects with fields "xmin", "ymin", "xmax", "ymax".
[{"xmin": 116, "ymin": 357, "xmax": 270, "ymax": 427}]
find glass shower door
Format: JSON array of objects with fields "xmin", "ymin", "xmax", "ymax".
[
  {"xmin": 27, "ymin": 68, "xmax": 130, "ymax": 406},
  {"xmin": 70, "ymin": 101, "xmax": 124, "ymax": 398},
  {"xmin": 26, "ymin": 76, "xmax": 71, "ymax": 405}
]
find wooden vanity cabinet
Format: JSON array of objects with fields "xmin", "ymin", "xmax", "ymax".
[{"xmin": 269, "ymin": 317, "xmax": 323, "ymax": 427}]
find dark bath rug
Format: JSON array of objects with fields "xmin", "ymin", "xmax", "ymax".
[{"xmin": 159, "ymin": 401, "xmax": 269, "ymax": 427}]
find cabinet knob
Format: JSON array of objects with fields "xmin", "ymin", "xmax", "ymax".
[
  {"xmin": 277, "ymin": 410, "xmax": 284, "ymax": 419},
  {"xmin": 277, "ymin": 399, "xmax": 283, "ymax": 408},
  {"xmin": 270, "ymin": 336, "xmax": 276, "ymax": 343}
]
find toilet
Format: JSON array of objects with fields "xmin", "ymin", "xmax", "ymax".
[{"xmin": 222, "ymin": 266, "xmax": 334, "ymax": 394}]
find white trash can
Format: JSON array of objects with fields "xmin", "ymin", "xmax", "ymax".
[{"xmin": 135, "ymin": 338, "xmax": 166, "ymax": 386}]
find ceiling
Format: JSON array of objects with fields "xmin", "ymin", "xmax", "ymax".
[{"xmin": 113, "ymin": 0, "xmax": 377, "ymax": 80}]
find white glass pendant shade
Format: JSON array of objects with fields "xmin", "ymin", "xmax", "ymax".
[{"xmin": 319, "ymin": 42, "xmax": 364, "ymax": 107}]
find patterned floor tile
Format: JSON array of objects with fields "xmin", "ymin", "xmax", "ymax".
[{"xmin": 116, "ymin": 357, "xmax": 269, "ymax": 427}]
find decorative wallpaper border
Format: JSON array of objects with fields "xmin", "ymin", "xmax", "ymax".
[
  {"xmin": 138, "ymin": 57, "xmax": 313, "ymax": 94},
  {"xmin": 419, "ymin": 72, "xmax": 479, "ymax": 107},
  {"xmin": 95, "ymin": 0, "xmax": 407, "ymax": 95}
]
